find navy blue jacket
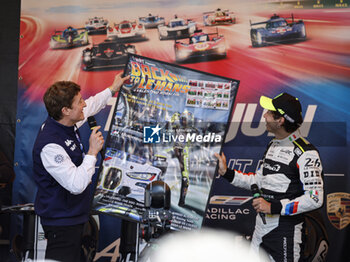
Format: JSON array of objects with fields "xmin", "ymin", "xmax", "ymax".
[{"xmin": 33, "ymin": 116, "xmax": 91, "ymax": 226}]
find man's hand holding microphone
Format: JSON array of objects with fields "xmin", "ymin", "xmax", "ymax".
[
  {"xmin": 214, "ymin": 152, "xmax": 271, "ymax": 223},
  {"xmin": 87, "ymin": 125, "xmax": 104, "ymax": 157}
]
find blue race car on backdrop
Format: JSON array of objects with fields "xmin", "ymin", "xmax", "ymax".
[{"xmin": 250, "ymin": 14, "xmax": 306, "ymax": 47}]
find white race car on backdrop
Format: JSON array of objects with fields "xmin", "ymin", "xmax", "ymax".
[
  {"xmin": 107, "ymin": 20, "xmax": 146, "ymax": 41},
  {"xmin": 85, "ymin": 16, "xmax": 108, "ymax": 34},
  {"xmin": 158, "ymin": 16, "xmax": 196, "ymax": 40}
]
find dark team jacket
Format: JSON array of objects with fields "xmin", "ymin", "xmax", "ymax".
[{"xmin": 32, "ymin": 116, "xmax": 91, "ymax": 226}]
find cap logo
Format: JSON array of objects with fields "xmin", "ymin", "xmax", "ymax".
[
  {"xmin": 283, "ymin": 114, "xmax": 295, "ymax": 123},
  {"xmin": 274, "ymin": 93, "xmax": 284, "ymax": 99},
  {"xmin": 277, "ymin": 108, "xmax": 285, "ymax": 115}
]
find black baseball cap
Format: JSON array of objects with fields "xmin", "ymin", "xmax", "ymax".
[{"xmin": 260, "ymin": 93, "xmax": 303, "ymax": 126}]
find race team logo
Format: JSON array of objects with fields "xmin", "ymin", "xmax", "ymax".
[
  {"xmin": 327, "ymin": 192, "xmax": 350, "ymax": 230},
  {"xmin": 143, "ymin": 125, "xmax": 161, "ymax": 143},
  {"xmin": 209, "ymin": 195, "xmax": 252, "ymax": 205}
]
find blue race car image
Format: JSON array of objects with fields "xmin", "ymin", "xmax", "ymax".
[
  {"xmin": 250, "ymin": 14, "xmax": 306, "ymax": 47},
  {"xmin": 50, "ymin": 26, "xmax": 89, "ymax": 49},
  {"xmin": 139, "ymin": 14, "xmax": 165, "ymax": 28}
]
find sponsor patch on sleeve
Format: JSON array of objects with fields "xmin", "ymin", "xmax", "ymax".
[
  {"xmin": 285, "ymin": 201, "xmax": 299, "ymax": 215},
  {"xmin": 309, "ymin": 190, "xmax": 320, "ymax": 203},
  {"xmin": 54, "ymin": 154, "xmax": 64, "ymax": 164}
]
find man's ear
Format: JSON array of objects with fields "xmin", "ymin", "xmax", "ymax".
[
  {"xmin": 61, "ymin": 107, "xmax": 70, "ymax": 117},
  {"xmin": 279, "ymin": 116, "xmax": 285, "ymax": 126}
]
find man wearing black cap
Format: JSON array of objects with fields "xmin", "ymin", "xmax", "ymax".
[{"xmin": 215, "ymin": 93, "xmax": 324, "ymax": 261}]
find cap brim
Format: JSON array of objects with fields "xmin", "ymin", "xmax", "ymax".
[{"xmin": 259, "ymin": 96, "xmax": 276, "ymax": 111}]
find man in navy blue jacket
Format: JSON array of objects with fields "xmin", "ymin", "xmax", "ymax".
[{"xmin": 33, "ymin": 73, "xmax": 129, "ymax": 262}]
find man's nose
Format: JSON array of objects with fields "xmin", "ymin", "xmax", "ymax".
[{"xmin": 263, "ymin": 111, "xmax": 268, "ymax": 119}]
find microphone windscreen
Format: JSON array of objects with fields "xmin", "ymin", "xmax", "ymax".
[
  {"xmin": 87, "ymin": 116, "xmax": 97, "ymax": 130},
  {"xmin": 251, "ymin": 184, "xmax": 261, "ymax": 198}
]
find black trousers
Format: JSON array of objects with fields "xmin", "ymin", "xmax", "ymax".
[{"xmin": 43, "ymin": 223, "xmax": 84, "ymax": 262}]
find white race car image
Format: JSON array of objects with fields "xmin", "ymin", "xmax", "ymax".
[
  {"xmin": 85, "ymin": 16, "xmax": 108, "ymax": 34},
  {"xmin": 107, "ymin": 20, "xmax": 146, "ymax": 41},
  {"xmin": 158, "ymin": 16, "xmax": 196, "ymax": 40},
  {"xmin": 98, "ymin": 149, "xmax": 163, "ymax": 201}
]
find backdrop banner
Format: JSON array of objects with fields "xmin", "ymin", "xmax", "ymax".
[{"xmin": 14, "ymin": 0, "xmax": 350, "ymax": 261}]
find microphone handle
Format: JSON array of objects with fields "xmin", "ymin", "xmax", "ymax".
[
  {"xmin": 87, "ymin": 116, "xmax": 104, "ymax": 159},
  {"xmin": 259, "ymin": 212, "xmax": 266, "ymax": 224}
]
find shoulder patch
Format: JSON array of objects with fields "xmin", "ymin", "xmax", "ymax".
[
  {"xmin": 293, "ymin": 137, "xmax": 316, "ymax": 154},
  {"xmin": 294, "ymin": 147, "xmax": 303, "ymax": 157},
  {"xmin": 54, "ymin": 154, "xmax": 64, "ymax": 164}
]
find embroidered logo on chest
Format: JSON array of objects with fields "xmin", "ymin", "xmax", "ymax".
[
  {"xmin": 70, "ymin": 144, "xmax": 77, "ymax": 151},
  {"xmin": 263, "ymin": 162, "xmax": 281, "ymax": 172},
  {"xmin": 65, "ymin": 139, "xmax": 74, "ymax": 147},
  {"xmin": 266, "ymin": 145, "xmax": 294, "ymax": 165}
]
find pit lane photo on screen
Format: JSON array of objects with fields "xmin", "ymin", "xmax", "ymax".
[{"xmin": 92, "ymin": 54, "xmax": 239, "ymax": 231}]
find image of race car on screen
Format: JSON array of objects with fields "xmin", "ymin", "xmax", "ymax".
[
  {"xmin": 107, "ymin": 20, "xmax": 147, "ymax": 42},
  {"xmin": 203, "ymin": 8, "xmax": 236, "ymax": 26},
  {"xmin": 139, "ymin": 14, "xmax": 165, "ymax": 29},
  {"xmin": 82, "ymin": 39, "xmax": 136, "ymax": 71},
  {"xmin": 250, "ymin": 14, "xmax": 306, "ymax": 47},
  {"xmin": 92, "ymin": 126, "xmax": 168, "ymax": 219},
  {"xmin": 158, "ymin": 15, "xmax": 196, "ymax": 40},
  {"xmin": 97, "ymin": 148, "xmax": 165, "ymax": 201},
  {"xmin": 85, "ymin": 16, "xmax": 109, "ymax": 34},
  {"xmin": 49, "ymin": 26, "xmax": 89, "ymax": 49},
  {"xmin": 174, "ymin": 29, "xmax": 226, "ymax": 63}
]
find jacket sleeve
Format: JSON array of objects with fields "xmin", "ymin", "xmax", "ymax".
[
  {"xmin": 279, "ymin": 150, "xmax": 324, "ymax": 216},
  {"xmin": 221, "ymin": 165, "xmax": 262, "ymax": 191},
  {"xmin": 232, "ymin": 168, "xmax": 262, "ymax": 191},
  {"xmin": 41, "ymin": 143, "xmax": 97, "ymax": 195}
]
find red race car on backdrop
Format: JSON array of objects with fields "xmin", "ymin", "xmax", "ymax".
[
  {"xmin": 174, "ymin": 29, "xmax": 226, "ymax": 63},
  {"xmin": 203, "ymin": 8, "xmax": 236, "ymax": 26}
]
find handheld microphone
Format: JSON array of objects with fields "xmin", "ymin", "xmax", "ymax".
[
  {"xmin": 87, "ymin": 116, "xmax": 97, "ymax": 130},
  {"xmin": 87, "ymin": 116, "xmax": 104, "ymax": 159},
  {"xmin": 251, "ymin": 184, "xmax": 266, "ymax": 224}
]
